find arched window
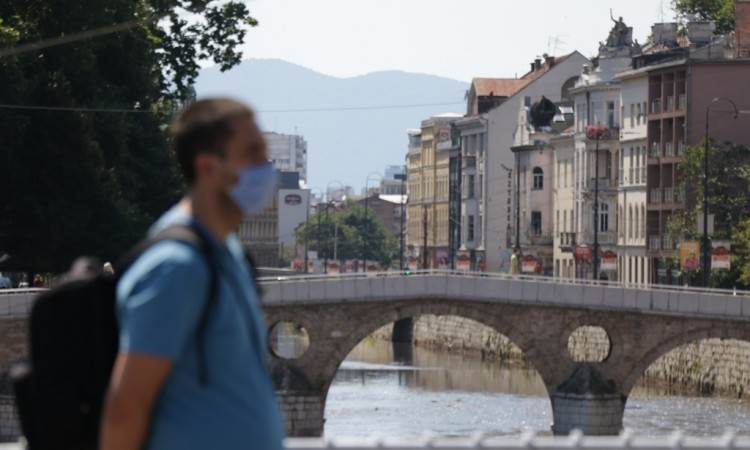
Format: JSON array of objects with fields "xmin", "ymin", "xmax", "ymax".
[
  {"xmin": 628, "ymin": 205, "xmax": 633, "ymax": 239},
  {"xmin": 600, "ymin": 203, "xmax": 609, "ymax": 232},
  {"xmin": 533, "ymin": 167, "xmax": 544, "ymax": 190}
]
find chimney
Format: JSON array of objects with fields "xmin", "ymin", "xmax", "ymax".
[
  {"xmin": 544, "ymin": 53, "xmax": 556, "ymax": 67},
  {"xmin": 530, "ymin": 62, "xmax": 536, "ymax": 72},
  {"xmin": 651, "ymin": 22, "xmax": 678, "ymax": 46},
  {"xmin": 534, "ymin": 58, "xmax": 542, "ymax": 70},
  {"xmin": 738, "ymin": 0, "xmax": 750, "ymax": 58},
  {"xmin": 687, "ymin": 20, "xmax": 716, "ymax": 45}
]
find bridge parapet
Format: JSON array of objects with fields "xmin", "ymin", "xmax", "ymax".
[
  {"xmin": 259, "ymin": 271, "xmax": 750, "ymax": 321},
  {"xmin": 0, "ymin": 290, "xmax": 44, "ymax": 318}
]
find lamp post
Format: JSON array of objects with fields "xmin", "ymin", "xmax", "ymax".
[
  {"xmin": 362, "ymin": 173, "xmax": 383, "ymax": 272},
  {"xmin": 587, "ymin": 124, "xmax": 610, "ymax": 280},
  {"xmin": 702, "ymin": 98, "xmax": 740, "ymax": 287},
  {"xmin": 395, "ymin": 168, "xmax": 407, "ymax": 270},
  {"xmin": 306, "ymin": 187, "xmax": 323, "ymax": 273},
  {"xmin": 325, "ymin": 180, "xmax": 344, "ymax": 274}
]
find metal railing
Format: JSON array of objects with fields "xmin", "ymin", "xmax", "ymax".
[
  {"xmin": 651, "ymin": 99, "xmax": 662, "ymax": 114},
  {"xmin": 678, "ymin": 93, "xmax": 686, "ymax": 110},
  {"xmin": 283, "ymin": 431, "xmax": 750, "ymax": 450},
  {"xmin": 664, "ymin": 142, "xmax": 674, "ymax": 157},
  {"xmin": 663, "ymin": 187, "xmax": 674, "ymax": 204},
  {"xmin": 666, "ymin": 96, "xmax": 674, "ymax": 112},
  {"xmin": 650, "ymin": 189, "xmax": 662, "ymax": 204},
  {"xmin": 649, "ymin": 236, "xmax": 661, "ymax": 251}
]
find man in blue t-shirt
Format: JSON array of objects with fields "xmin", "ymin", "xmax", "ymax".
[{"xmin": 101, "ymin": 98, "xmax": 284, "ymax": 450}]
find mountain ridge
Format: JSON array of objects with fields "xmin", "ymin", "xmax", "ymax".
[{"xmin": 196, "ymin": 58, "xmax": 469, "ymax": 189}]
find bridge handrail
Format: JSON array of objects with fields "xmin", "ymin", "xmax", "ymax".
[
  {"xmin": 283, "ymin": 431, "xmax": 750, "ymax": 449},
  {"xmin": 257, "ymin": 269, "xmax": 750, "ymax": 299},
  {"xmin": 0, "ymin": 288, "xmax": 47, "ymax": 296}
]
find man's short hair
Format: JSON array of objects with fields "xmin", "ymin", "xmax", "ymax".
[{"xmin": 170, "ymin": 98, "xmax": 254, "ymax": 184}]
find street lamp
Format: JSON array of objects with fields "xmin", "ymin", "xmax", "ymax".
[
  {"xmin": 702, "ymin": 98, "xmax": 741, "ymax": 287},
  {"xmin": 362, "ymin": 173, "xmax": 383, "ymax": 272},
  {"xmin": 500, "ymin": 163, "xmax": 515, "ymax": 251},
  {"xmin": 394, "ymin": 168, "xmax": 408, "ymax": 270},
  {"xmin": 325, "ymin": 180, "xmax": 345, "ymax": 274},
  {"xmin": 587, "ymin": 123, "xmax": 610, "ymax": 280},
  {"xmin": 305, "ymin": 187, "xmax": 323, "ymax": 274}
]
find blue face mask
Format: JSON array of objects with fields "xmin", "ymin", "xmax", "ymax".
[{"xmin": 229, "ymin": 162, "xmax": 278, "ymax": 215}]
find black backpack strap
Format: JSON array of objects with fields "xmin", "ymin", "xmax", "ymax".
[{"xmin": 115, "ymin": 224, "xmax": 218, "ymax": 386}]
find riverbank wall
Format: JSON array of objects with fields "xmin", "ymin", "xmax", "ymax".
[{"xmin": 371, "ymin": 315, "xmax": 750, "ymax": 399}]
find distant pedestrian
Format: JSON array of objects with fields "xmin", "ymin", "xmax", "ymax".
[
  {"xmin": 32, "ymin": 274, "xmax": 44, "ymax": 288},
  {"xmin": 100, "ymin": 98, "xmax": 283, "ymax": 450}
]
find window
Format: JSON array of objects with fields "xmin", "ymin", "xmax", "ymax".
[
  {"xmin": 531, "ymin": 211, "xmax": 542, "ymax": 236},
  {"xmin": 628, "ymin": 205, "xmax": 633, "ymax": 239},
  {"xmin": 468, "ymin": 215, "xmax": 475, "ymax": 241},
  {"xmin": 468, "ymin": 174, "xmax": 475, "ymax": 198},
  {"xmin": 556, "ymin": 210, "xmax": 560, "ymax": 233},
  {"xmin": 629, "ymin": 147, "xmax": 634, "ymax": 184},
  {"xmin": 630, "ymin": 104, "xmax": 635, "ymax": 128},
  {"xmin": 563, "ymin": 210, "xmax": 567, "ymax": 232},
  {"xmin": 600, "ymin": 203, "xmax": 609, "ymax": 232},
  {"xmin": 607, "ymin": 101, "xmax": 616, "ymax": 128},
  {"xmin": 532, "ymin": 167, "xmax": 544, "ymax": 190},
  {"xmin": 636, "ymin": 103, "xmax": 642, "ymax": 125}
]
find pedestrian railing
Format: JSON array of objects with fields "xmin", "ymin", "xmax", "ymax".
[{"xmin": 283, "ymin": 431, "xmax": 750, "ymax": 450}]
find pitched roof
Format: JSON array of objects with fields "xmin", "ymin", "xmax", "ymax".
[{"xmin": 471, "ymin": 78, "xmax": 530, "ymax": 98}]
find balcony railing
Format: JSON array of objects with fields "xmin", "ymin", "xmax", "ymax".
[
  {"xmin": 662, "ymin": 236, "xmax": 675, "ymax": 250},
  {"xmin": 588, "ymin": 178, "xmax": 611, "ymax": 189},
  {"xmin": 666, "ymin": 96, "xmax": 674, "ymax": 112},
  {"xmin": 649, "ymin": 235, "xmax": 661, "ymax": 250},
  {"xmin": 676, "ymin": 188, "xmax": 685, "ymax": 203},
  {"xmin": 678, "ymin": 93, "xmax": 686, "ymax": 110},
  {"xmin": 651, "ymin": 99, "xmax": 662, "ymax": 114},
  {"xmin": 650, "ymin": 189, "xmax": 662, "ymax": 204},
  {"xmin": 677, "ymin": 141, "xmax": 686, "ymax": 156},
  {"xmin": 664, "ymin": 142, "xmax": 674, "ymax": 157},
  {"xmin": 664, "ymin": 187, "xmax": 674, "ymax": 204},
  {"xmin": 559, "ymin": 232, "xmax": 577, "ymax": 250},
  {"xmin": 650, "ymin": 142, "xmax": 660, "ymax": 157}
]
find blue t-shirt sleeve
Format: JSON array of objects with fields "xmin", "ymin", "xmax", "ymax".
[{"xmin": 116, "ymin": 241, "xmax": 210, "ymax": 358}]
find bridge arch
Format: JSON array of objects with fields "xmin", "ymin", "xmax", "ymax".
[{"xmin": 621, "ymin": 326, "xmax": 750, "ymax": 398}]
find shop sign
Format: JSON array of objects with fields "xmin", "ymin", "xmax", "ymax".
[
  {"xmin": 456, "ymin": 252, "xmax": 471, "ymax": 271},
  {"xmin": 575, "ymin": 245, "xmax": 592, "ymax": 263},
  {"xmin": 601, "ymin": 250, "xmax": 617, "ymax": 271},
  {"xmin": 712, "ymin": 241, "xmax": 731, "ymax": 270},
  {"xmin": 521, "ymin": 255, "xmax": 539, "ymax": 273},
  {"xmin": 679, "ymin": 241, "xmax": 701, "ymax": 270}
]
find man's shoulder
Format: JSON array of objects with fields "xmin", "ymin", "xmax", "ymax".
[{"xmin": 118, "ymin": 240, "xmax": 210, "ymax": 296}]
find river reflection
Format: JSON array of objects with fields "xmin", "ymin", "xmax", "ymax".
[{"xmin": 324, "ymin": 338, "xmax": 750, "ymax": 438}]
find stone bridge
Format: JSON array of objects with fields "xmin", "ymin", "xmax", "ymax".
[
  {"xmin": 259, "ymin": 272, "xmax": 750, "ymax": 437},
  {"xmin": 3, "ymin": 276, "xmax": 750, "ymax": 439}
]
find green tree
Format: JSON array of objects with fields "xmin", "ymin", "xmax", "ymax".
[
  {"xmin": 0, "ymin": 1, "xmax": 257, "ymax": 272},
  {"xmin": 296, "ymin": 205, "xmax": 398, "ymax": 268},
  {"xmin": 666, "ymin": 140, "xmax": 750, "ymax": 287},
  {"xmin": 673, "ymin": 0, "xmax": 736, "ymax": 34}
]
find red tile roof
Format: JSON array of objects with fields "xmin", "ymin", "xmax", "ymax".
[{"xmin": 471, "ymin": 78, "xmax": 530, "ymax": 98}]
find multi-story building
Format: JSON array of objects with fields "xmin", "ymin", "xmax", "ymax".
[
  {"xmin": 264, "ymin": 132, "xmax": 308, "ymax": 184},
  {"xmin": 615, "ymin": 65, "xmax": 649, "ymax": 285},
  {"xmin": 484, "ymin": 52, "xmax": 590, "ymax": 272},
  {"xmin": 510, "ymin": 96, "xmax": 572, "ymax": 275},
  {"xmin": 379, "ymin": 165, "xmax": 407, "ymax": 196},
  {"xmin": 567, "ymin": 17, "xmax": 640, "ymax": 280},
  {"xmin": 405, "ymin": 114, "xmax": 461, "ymax": 268},
  {"xmin": 552, "ymin": 130, "xmax": 576, "ymax": 278}
]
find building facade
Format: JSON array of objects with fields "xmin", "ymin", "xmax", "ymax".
[
  {"xmin": 485, "ymin": 52, "xmax": 590, "ymax": 272},
  {"xmin": 264, "ymin": 132, "xmax": 308, "ymax": 184}
]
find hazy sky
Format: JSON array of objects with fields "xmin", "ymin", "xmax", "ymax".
[{"xmin": 240, "ymin": 0, "xmax": 677, "ymax": 81}]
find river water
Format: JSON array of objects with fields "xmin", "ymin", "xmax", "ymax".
[{"xmin": 324, "ymin": 338, "xmax": 750, "ymax": 438}]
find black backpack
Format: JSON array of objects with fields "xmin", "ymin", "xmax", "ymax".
[{"xmin": 12, "ymin": 224, "xmax": 219, "ymax": 450}]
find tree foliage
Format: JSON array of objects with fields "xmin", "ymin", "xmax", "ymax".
[
  {"xmin": 673, "ymin": 0, "xmax": 736, "ymax": 35},
  {"xmin": 667, "ymin": 140, "xmax": 750, "ymax": 287},
  {"xmin": 0, "ymin": 1, "xmax": 257, "ymax": 272},
  {"xmin": 296, "ymin": 204, "xmax": 398, "ymax": 268}
]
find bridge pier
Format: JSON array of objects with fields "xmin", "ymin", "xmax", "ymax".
[
  {"xmin": 391, "ymin": 318, "xmax": 413, "ymax": 343},
  {"xmin": 550, "ymin": 364, "xmax": 624, "ymax": 436},
  {"xmin": 277, "ymin": 390, "xmax": 325, "ymax": 437}
]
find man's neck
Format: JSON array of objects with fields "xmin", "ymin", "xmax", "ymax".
[{"xmin": 179, "ymin": 190, "xmax": 240, "ymax": 241}]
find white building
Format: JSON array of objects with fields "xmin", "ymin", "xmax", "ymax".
[
  {"xmin": 264, "ymin": 132, "xmax": 308, "ymax": 183},
  {"xmin": 552, "ymin": 131, "xmax": 577, "ymax": 278},
  {"xmin": 615, "ymin": 70, "xmax": 649, "ymax": 284},
  {"xmin": 568, "ymin": 17, "xmax": 639, "ymax": 280},
  {"xmin": 484, "ymin": 52, "xmax": 590, "ymax": 272}
]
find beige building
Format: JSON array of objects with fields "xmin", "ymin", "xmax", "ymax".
[
  {"xmin": 553, "ymin": 131, "xmax": 576, "ymax": 279},
  {"xmin": 406, "ymin": 114, "xmax": 461, "ymax": 268}
]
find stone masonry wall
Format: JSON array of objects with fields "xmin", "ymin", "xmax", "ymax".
[
  {"xmin": 0, "ymin": 396, "xmax": 19, "ymax": 442},
  {"xmin": 373, "ymin": 315, "xmax": 750, "ymax": 398}
]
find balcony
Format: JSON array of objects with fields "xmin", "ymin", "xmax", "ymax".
[
  {"xmin": 588, "ymin": 177, "xmax": 612, "ymax": 189},
  {"xmin": 677, "ymin": 142, "xmax": 686, "ymax": 156},
  {"xmin": 650, "ymin": 189, "xmax": 662, "ymax": 204},
  {"xmin": 662, "ymin": 236, "xmax": 675, "ymax": 251},
  {"xmin": 530, "ymin": 234, "xmax": 554, "ymax": 246},
  {"xmin": 651, "ymin": 99, "xmax": 662, "ymax": 114},
  {"xmin": 559, "ymin": 232, "xmax": 577, "ymax": 251},
  {"xmin": 663, "ymin": 187, "xmax": 674, "ymax": 204},
  {"xmin": 664, "ymin": 142, "xmax": 674, "ymax": 157},
  {"xmin": 650, "ymin": 142, "xmax": 660, "ymax": 158},
  {"xmin": 679, "ymin": 93, "xmax": 687, "ymax": 109},
  {"xmin": 666, "ymin": 96, "xmax": 674, "ymax": 112},
  {"xmin": 649, "ymin": 235, "xmax": 661, "ymax": 251},
  {"xmin": 580, "ymin": 231, "xmax": 616, "ymax": 245}
]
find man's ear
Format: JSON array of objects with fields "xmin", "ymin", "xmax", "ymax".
[{"xmin": 193, "ymin": 153, "xmax": 216, "ymax": 182}]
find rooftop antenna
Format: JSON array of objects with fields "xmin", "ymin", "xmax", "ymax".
[
  {"xmin": 658, "ymin": 0, "xmax": 666, "ymax": 23},
  {"xmin": 547, "ymin": 35, "xmax": 568, "ymax": 55}
]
